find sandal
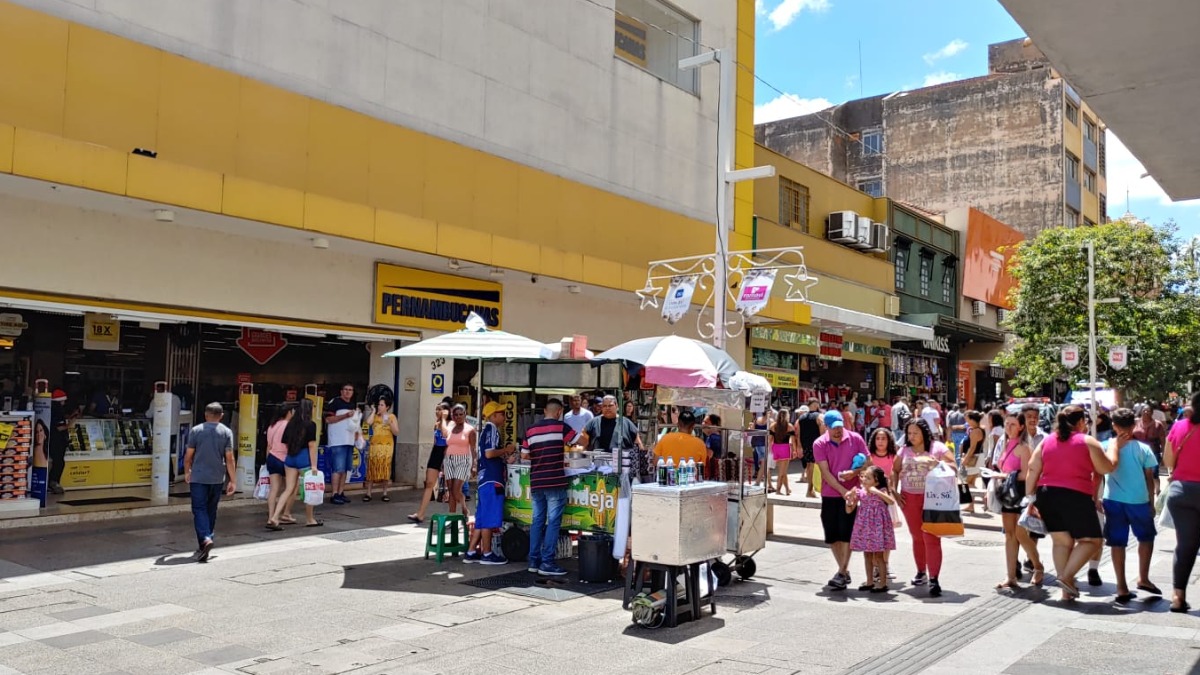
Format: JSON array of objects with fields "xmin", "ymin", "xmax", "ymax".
[
  {"xmin": 305, "ymin": 521, "xmax": 324, "ymax": 527},
  {"xmin": 1031, "ymin": 567, "xmax": 1045, "ymax": 587},
  {"xmin": 1137, "ymin": 582, "xmax": 1162, "ymax": 595},
  {"xmin": 280, "ymin": 517, "xmax": 297, "ymax": 525},
  {"xmin": 407, "ymin": 514, "xmax": 423, "ymax": 524},
  {"xmin": 265, "ymin": 522, "xmax": 283, "ymax": 531},
  {"xmin": 858, "ymin": 583, "xmax": 875, "ymax": 592},
  {"xmin": 1170, "ymin": 602, "xmax": 1190, "ymax": 614},
  {"xmin": 1114, "ymin": 592, "xmax": 1136, "ymax": 603},
  {"xmin": 362, "ymin": 495, "xmax": 372, "ymax": 502},
  {"xmin": 995, "ymin": 579, "xmax": 1020, "ymax": 590},
  {"xmin": 870, "ymin": 586, "xmax": 889, "ymax": 594},
  {"xmin": 1056, "ymin": 579, "xmax": 1080, "ymax": 600},
  {"xmin": 381, "ymin": 495, "xmax": 391, "ymax": 502}
]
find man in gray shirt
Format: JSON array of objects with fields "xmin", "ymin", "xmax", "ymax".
[{"xmin": 185, "ymin": 402, "xmax": 236, "ymax": 562}]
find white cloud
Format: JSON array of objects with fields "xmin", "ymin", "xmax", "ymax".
[
  {"xmin": 767, "ymin": 0, "xmax": 830, "ymax": 31},
  {"xmin": 754, "ymin": 93, "xmax": 834, "ymax": 124},
  {"xmin": 923, "ymin": 39, "xmax": 968, "ymax": 65},
  {"xmin": 844, "ymin": 74, "xmax": 858, "ymax": 90},
  {"xmin": 755, "ymin": 0, "xmax": 766, "ymax": 16},
  {"xmin": 922, "ymin": 71, "xmax": 961, "ymax": 87},
  {"xmin": 1105, "ymin": 130, "xmax": 1200, "ymax": 212}
]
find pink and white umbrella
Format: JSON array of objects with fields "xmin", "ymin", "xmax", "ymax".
[{"xmin": 592, "ymin": 335, "xmax": 741, "ymax": 388}]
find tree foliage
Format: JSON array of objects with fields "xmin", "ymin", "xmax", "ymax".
[{"xmin": 997, "ymin": 219, "xmax": 1200, "ymax": 400}]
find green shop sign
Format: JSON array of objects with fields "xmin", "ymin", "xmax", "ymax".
[{"xmin": 505, "ymin": 465, "xmax": 617, "ymax": 534}]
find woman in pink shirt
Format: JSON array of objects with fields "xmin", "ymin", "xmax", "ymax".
[
  {"xmin": 892, "ymin": 418, "xmax": 955, "ymax": 598},
  {"xmin": 994, "ymin": 411, "xmax": 1043, "ymax": 589},
  {"xmin": 264, "ymin": 404, "xmax": 295, "ymax": 526},
  {"xmin": 1164, "ymin": 391, "xmax": 1200, "ymax": 613},
  {"xmin": 1024, "ymin": 405, "xmax": 1113, "ymax": 601}
]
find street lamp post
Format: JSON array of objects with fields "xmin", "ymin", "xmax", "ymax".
[{"xmin": 1086, "ymin": 239, "xmax": 1120, "ymax": 428}]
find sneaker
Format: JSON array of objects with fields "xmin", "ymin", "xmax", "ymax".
[
  {"xmin": 827, "ymin": 573, "xmax": 848, "ymax": 590},
  {"xmin": 929, "ymin": 578, "xmax": 942, "ymax": 598},
  {"xmin": 1088, "ymin": 569, "xmax": 1103, "ymax": 587},
  {"xmin": 196, "ymin": 539, "xmax": 213, "ymax": 563},
  {"xmin": 527, "ymin": 560, "xmax": 541, "ymax": 573},
  {"xmin": 912, "ymin": 572, "xmax": 928, "ymax": 586},
  {"xmin": 538, "ymin": 563, "xmax": 568, "ymax": 577},
  {"xmin": 463, "ymin": 550, "xmax": 482, "ymax": 564},
  {"xmin": 480, "ymin": 552, "xmax": 508, "ymax": 566},
  {"xmin": 330, "ymin": 494, "xmax": 345, "ymax": 505},
  {"xmin": 1023, "ymin": 559, "xmax": 1034, "ymax": 571}
]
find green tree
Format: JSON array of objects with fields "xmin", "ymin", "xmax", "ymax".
[{"xmin": 998, "ymin": 218, "xmax": 1200, "ymax": 401}]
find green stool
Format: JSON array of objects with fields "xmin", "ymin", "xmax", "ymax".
[{"xmin": 425, "ymin": 513, "xmax": 470, "ymax": 562}]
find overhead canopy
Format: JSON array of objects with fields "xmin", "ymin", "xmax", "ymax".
[
  {"xmin": 999, "ymin": 0, "xmax": 1200, "ymax": 200},
  {"xmin": 808, "ymin": 302, "xmax": 935, "ymax": 342}
]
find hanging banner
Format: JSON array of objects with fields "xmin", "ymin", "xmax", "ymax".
[
  {"xmin": 818, "ymin": 331, "xmax": 844, "ymax": 362},
  {"xmin": 30, "ymin": 381, "xmax": 50, "ymax": 507},
  {"xmin": 1108, "ymin": 345, "xmax": 1128, "ymax": 370},
  {"xmin": 237, "ymin": 386, "xmax": 258, "ymax": 493},
  {"xmin": 83, "ymin": 313, "xmax": 121, "ymax": 351},
  {"xmin": 957, "ymin": 363, "xmax": 972, "ymax": 405},
  {"xmin": 498, "ymin": 394, "xmax": 518, "ymax": 449},
  {"xmin": 150, "ymin": 384, "xmax": 173, "ymax": 504},
  {"xmin": 1061, "ymin": 344, "xmax": 1081, "ymax": 370},
  {"xmin": 735, "ymin": 268, "xmax": 777, "ymax": 316},
  {"xmin": 661, "ymin": 275, "xmax": 698, "ymax": 325}
]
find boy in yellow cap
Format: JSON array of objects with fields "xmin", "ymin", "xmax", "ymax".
[{"xmin": 465, "ymin": 401, "xmax": 516, "ymax": 564}]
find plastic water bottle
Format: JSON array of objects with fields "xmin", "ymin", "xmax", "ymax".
[
  {"xmin": 666, "ymin": 458, "xmax": 676, "ymax": 486},
  {"xmin": 686, "ymin": 458, "xmax": 697, "ymax": 485},
  {"xmin": 656, "ymin": 457, "xmax": 667, "ymax": 486}
]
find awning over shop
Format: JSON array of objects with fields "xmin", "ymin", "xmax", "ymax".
[
  {"xmin": 807, "ymin": 303, "xmax": 934, "ymax": 342},
  {"xmin": 900, "ymin": 313, "xmax": 1006, "ymax": 344}
]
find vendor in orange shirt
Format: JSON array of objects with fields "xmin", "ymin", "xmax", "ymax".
[{"xmin": 654, "ymin": 409, "xmax": 708, "ymax": 467}]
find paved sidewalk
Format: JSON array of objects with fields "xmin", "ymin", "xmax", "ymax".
[{"xmin": 1, "ymin": 492, "xmax": 1198, "ymax": 674}]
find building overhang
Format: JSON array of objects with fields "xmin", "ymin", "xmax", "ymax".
[
  {"xmin": 900, "ymin": 313, "xmax": 1007, "ymax": 344},
  {"xmin": 998, "ymin": 0, "xmax": 1200, "ymax": 200},
  {"xmin": 808, "ymin": 303, "xmax": 934, "ymax": 342}
]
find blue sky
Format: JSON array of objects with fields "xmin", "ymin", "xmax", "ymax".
[{"xmin": 752, "ymin": 0, "xmax": 1200, "ymax": 240}]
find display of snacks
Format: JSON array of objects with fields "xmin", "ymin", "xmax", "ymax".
[
  {"xmin": 114, "ymin": 419, "xmax": 152, "ymax": 455},
  {"xmin": 0, "ymin": 414, "xmax": 32, "ymax": 502}
]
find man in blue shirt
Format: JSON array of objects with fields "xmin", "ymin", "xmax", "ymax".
[
  {"xmin": 464, "ymin": 402, "xmax": 514, "ymax": 565},
  {"xmin": 184, "ymin": 403, "xmax": 236, "ymax": 563},
  {"xmin": 1102, "ymin": 408, "xmax": 1160, "ymax": 602}
]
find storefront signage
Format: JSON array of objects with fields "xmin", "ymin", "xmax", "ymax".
[
  {"xmin": 430, "ymin": 373, "xmax": 445, "ymax": 395},
  {"xmin": 662, "ymin": 275, "xmax": 698, "ymax": 325},
  {"xmin": 237, "ymin": 388, "xmax": 258, "ymax": 493},
  {"xmin": 0, "ymin": 313, "xmax": 28, "ymax": 337},
  {"xmin": 957, "ymin": 363, "xmax": 972, "ymax": 405},
  {"xmin": 818, "ymin": 331, "xmax": 844, "ymax": 362},
  {"xmin": 498, "ymin": 394, "xmax": 518, "ymax": 448},
  {"xmin": 735, "ymin": 268, "xmax": 777, "ymax": 316},
  {"xmin": 1109, "ymin": 345, "xmax": 1128, "ymax": 371},
  {"xmin": 751, "ymin": 326, "xmax": 817, "ymax": 347},
  {"xmin": 83, "ymin": 313, "xmax": 120, "ymax": 352},
  {"xmin": 506, "ymin": 465, "xmax": 617, "ymax": 533},
  {"xmin": 752, "ymin": 369, "xmax": 799, "ymax": 390},
  {"xmin": 236, "ymin": 328, "xmax": 288, "ymax": 365},
  {"xmin": 922, "ymin": 335, "xmax": 951, "ymax": 353},
  {"xmin": 1061, "ymin": 344, "xmax": 1080, "ymax": 370},
  {"xmin": 375, "ymin": 263, "xmax": 502, "ymax": 331},
  {"xmin": 614, "ymin": 15, "xmax": 648, "ymax": 67}
]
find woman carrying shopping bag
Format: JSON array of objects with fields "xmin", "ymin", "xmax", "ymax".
[
  {"xmin": 268, "ymin": 399, "xmax": 322, "ymax": 529},
  {"xmin": 892, "ymin": 418, "xmax": 956, "ymax": 597},
  {"xmin": 994, "ymin": 411, "xmax": 1044, "ymax": 589}
]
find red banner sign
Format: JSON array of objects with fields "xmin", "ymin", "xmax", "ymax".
[
  {"xmin": 818, "ymin": 331, "xmax": 844, "ymax": 362},
  {"xmin": 236, "ymin": 328, "xmax": 288, "ymax": 365}
]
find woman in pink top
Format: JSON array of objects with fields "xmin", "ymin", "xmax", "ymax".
[
  {"xmin": 1024, "ymin": 405, "xmax": 1113, "ymax": 601},
  {"xmin": 1164, "ymin": 391, "xmax": 1200, "ymax": 612},
  {"xmin": 264, "ymin": 404, "xmax": 295, "ymax": 526},
  {"xmin": 891, "ymin": 418, "xmax": 955, "ymax": 598},
  {"xmin": 995, "ymin": 411, "xmax": 1043, "ymax": 589},
  {"xmin": 440, "ymin": 404, "xmax": 477, "ymax": 518}
]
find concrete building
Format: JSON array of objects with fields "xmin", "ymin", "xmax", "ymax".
[
  {"xmin": 750, "ymin": 145, "xmax": 932, "ymax": 409},
  {"xmin": 0, "ymin": 0, "xmax": 771, "ymax": 518},
  {"xmin": 756, "ymin": 38, "xmax": 1109, "ymax": 237}
]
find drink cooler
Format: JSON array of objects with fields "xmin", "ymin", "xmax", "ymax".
[{"xmin": 631, "ymin": 482, "xmax": 728, "ymax": 566}]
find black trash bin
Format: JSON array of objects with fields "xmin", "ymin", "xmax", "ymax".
[{"xmin": 578, "ymin": 533, "xmax": 616, "ymax": 583}]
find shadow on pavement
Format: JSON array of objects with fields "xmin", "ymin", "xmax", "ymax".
[
  {"xmin": 714, "ymin": 580, "xmax": 772, "ymax": 613},
  {"xmin": 621, "ymin": 616, "xmax": 726, "ymax": 643},
  {"xmin": 153, "ymin": 553, "xmax": 199, "ymax": 566}
]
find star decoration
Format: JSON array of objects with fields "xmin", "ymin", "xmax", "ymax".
[
  {"xmin": 783, "ymin": 265, "xmax": 819, "ymax": 302},
  {"xmin": 635, "ymin": 278, "xmax": 663, "ymax": 309}
]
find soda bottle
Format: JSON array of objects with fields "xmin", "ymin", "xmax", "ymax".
[
  {"xmin": 656, "ymin": 457, "xmax": 667, "ymax": 486},
  {"xmin": 666, "ymin": 458, "xmax": 676, "ymax": 487},
  {"xmin": 687, "ymin": 458, "xmax": 697, "ymax": 484}
]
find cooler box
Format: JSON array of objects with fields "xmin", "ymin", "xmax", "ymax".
[
  {"xmin": 631, "ymin": 482, "xmax": 728, "ymax": 566},
  {"xmin": 726, "ymin": 483, "xmax": 767, "ymax": 554}
]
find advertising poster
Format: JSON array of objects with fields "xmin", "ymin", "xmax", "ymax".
[
  {"xmin": 735, "ymin": 268, "xmax": 777, "ymax": 316},
  {"xmin": 31, "ymin": 391, "xmax": 50, "ymax": 506},
  {"xmin": 963, "ymin": 209, "xmax": 1024, "ymax": 309},
  {"xmin": 504, "ymin": 465, "xmax": 617, "ymax": 533},
  {"xmin": 82, "ymin": 313, "xmax": 121, "ymax": 351},
  {"xmin": 498, "ymin": 394, "xmax": 518, "ymax": 448},
  {"xmin": 662, "ymin": 275, "xmax": 698, "ymax": 325},
  {"xmin": 237, "ymin": 388, "xmax": 258, "ymax": 493}
]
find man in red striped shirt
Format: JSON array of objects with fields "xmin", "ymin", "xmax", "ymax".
[{"xmin": 522, "ymin": 398, "xmax": 577, "ymax": 577}]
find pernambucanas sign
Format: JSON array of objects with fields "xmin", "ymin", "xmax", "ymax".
[{"xmin": 374, "ymin": 263, "xmax": 503, "ymax": 331}]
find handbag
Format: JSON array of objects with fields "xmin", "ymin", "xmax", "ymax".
[
  {"xmin": 999, "ymin": 472, "xmax": 1023, "ymax": 509},
  {"xmin": 888, "ymin": 499, "xmax": 902, "ymax": 529},
  {"xmin": 1017, "ymin": 505, "xmax": 1047, "ymax": 535},
  {"xmin": 985, "ymin": 480, "xmax": 1003, "ymax": 514},
  {"xmin": 957, "ymin": 483, "xmax": 973, "ymax": 505}
]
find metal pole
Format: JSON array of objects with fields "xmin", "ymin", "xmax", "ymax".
[
  {"xmin": 712, "ymin": 48, "xmax": 734, "ymax": 350},
  {"xmin": 1087, "ymin": 241, "xmax": 1098, "ymax": 429}
]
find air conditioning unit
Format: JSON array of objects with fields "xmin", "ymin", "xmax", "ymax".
[
  {"xmin": 849, "ymin": 216, "xmax": 872, "ymax": 249},
  {"xmin": 826, "ymin": 211, "xmax": 859, "ymax": 243},
  {"xmin": 886, "ymin": 295, "xmax": 901, "ymax": 316},
  {"xmin": 996, "ymin": 308, "xmax": 1009, "ymax": 323},
  {"xmin": 866, "ymin": 222, "xmax": 889, "ymax": 252},
  {"xmin": 971, "ymin": 300, "xmax": 986, "ymax": 317}
]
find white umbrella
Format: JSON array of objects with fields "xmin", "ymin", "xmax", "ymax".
[
  {"xmin": 382, "ymin": 313, "xmax": 546, "ymax": 360},
  {"xmin": 592, "ymin": 335, "xmax": 740, "ymax": 388}
]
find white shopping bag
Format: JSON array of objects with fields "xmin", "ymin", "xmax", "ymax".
[
  {"xmin": 253, "ymin": 466, "xmax": 271, "ymax": 501},
  {"xmin": 921, "ymin": 461, "xmax": 965, "ymax": 537},
  {"xmin": 303, "ymin": 470, "xmax": 326, "ymax": 506}
]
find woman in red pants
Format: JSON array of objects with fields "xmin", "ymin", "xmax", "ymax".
[{"xmin": 892, "ymin": 418, "xmax": 956, "ymax": 597}]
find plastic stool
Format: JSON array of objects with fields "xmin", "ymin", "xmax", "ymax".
[{"xmin": 425, "ymin": 513, "xmax": 469, "ymax": 562}]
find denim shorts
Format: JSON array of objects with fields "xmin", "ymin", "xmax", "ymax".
[
  {"xmin": 285, "ymin": 452, "xmax": 311, "ymax": 470},
  {"xmin": 266, "ymin": 454, "xmax": 286, "ymax": 476},
  {"xmin": 326, "ymin": 445, "xmax": 352, "ymax": 474}
]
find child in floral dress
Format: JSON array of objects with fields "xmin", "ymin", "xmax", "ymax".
[{"xmin": 847, "ymin": 465, "xmax": 897, "ymax": 592}]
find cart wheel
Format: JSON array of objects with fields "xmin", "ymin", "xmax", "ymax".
[
  {"xmin": 712, "ymin": 561, "xmax": 733, "ymax": 587},
  {"xmin": 735, "ymin": 556, "xmax": 757, "ymax": 580},
  {"xmin": 500, "ymin": 527, "xmax": 529, "ymax": 562}
]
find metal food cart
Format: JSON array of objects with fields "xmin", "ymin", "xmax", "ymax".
[{"xmin": 652, "ymin": 381, "xmax": 770, "ymax": 586}]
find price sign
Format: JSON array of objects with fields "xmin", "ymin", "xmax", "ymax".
[{"xmin": 1061, "ymin": 344, "xmax": 1080, "ymax": 370}]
